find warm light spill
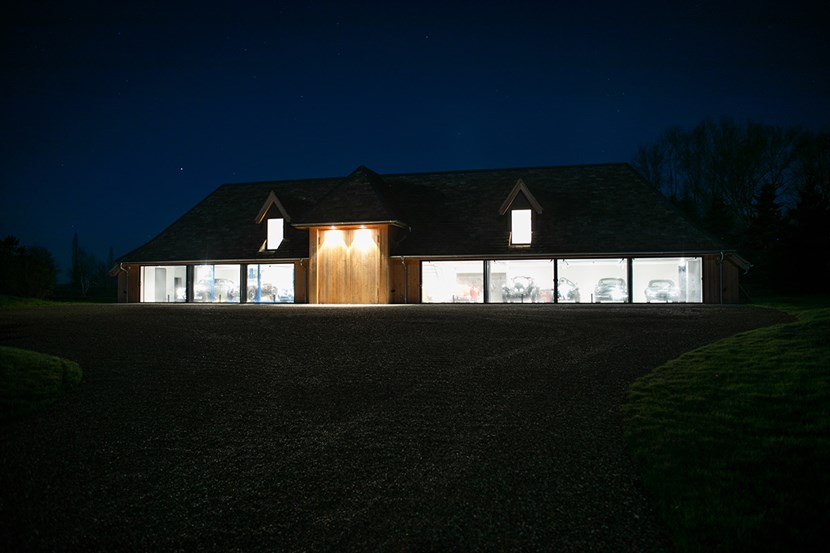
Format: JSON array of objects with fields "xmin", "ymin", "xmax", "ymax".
[
  {"xmin": 352, "ymin": 228, "xmax": 376, "ymax": 251},
  {"xmin": 322, "ymin": 229, "xmax": 346, "ymax": 248}
]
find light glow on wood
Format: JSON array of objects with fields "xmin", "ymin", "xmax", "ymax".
[
  {"xmin": 322, "ymin": 229, "xmax": 346, "ymax": 248},
  {"xmin": 352, "ymin": 228, "xmax": 375, "ymax": 251},
  {"xmin": 311, "ymin": 226, "xmax": 389, "ymax": 304}
]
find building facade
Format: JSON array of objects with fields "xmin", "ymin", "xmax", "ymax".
[{"xmin": 114, "ymin": 164, "xmax": 748, "ymax": 304}]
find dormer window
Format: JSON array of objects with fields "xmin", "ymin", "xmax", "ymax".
[
  {"xmin": 499, "ymin": 179, "xmax": 542, "ymax": 247},
  {"xmin": 256, "ymin": 190, "xmax": 291, "ymax": 251},
  {"xmin": 267, "ymin": 218, "xmax": 284, "ymax": 250},
  {"xmin": 511, "ymin": 209, "xmax": 532, "ymax": 245}
]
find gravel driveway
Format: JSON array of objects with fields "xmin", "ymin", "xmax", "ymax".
[{"xmin": 0, "ymin": 303, "xmax": 790, "ymax": 552}]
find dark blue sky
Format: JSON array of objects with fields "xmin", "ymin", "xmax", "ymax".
[{"xmin": 2, "ymin": 0, "xmax": 828, "ymax": 278}]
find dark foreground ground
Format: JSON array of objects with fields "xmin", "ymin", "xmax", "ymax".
[{"xmin": 0, "ymin": 304, "xmax": 790, "ymax": 552}]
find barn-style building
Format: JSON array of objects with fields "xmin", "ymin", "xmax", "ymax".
[{"xmin": 114, "ymin": 164, "xmax": 748, "ymax": 304}]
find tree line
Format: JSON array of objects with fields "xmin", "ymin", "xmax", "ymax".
[
  {"xmin": 633, "ymin": 117, "xmax": 830, "ymax": 293},
  {"xmin": 0, "ymin": 236, "xmax": 58, "ymax": 298},
  {"xmin": 1, "ymin": 232, "xmax": 115, "ymax": 300},
  {"xmin": 70, "ymin": 232, "xmax": 114, "ymax": 297}
]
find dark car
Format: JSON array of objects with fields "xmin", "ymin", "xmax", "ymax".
[
  {"xmin": 644, "ymin": 279, "xmax": 681, "ymax": 302},
  {"xmin": 502, "ymin": 276, "xmax": 540, "ymax": 302},
  {"xmin": 594, "ymin": 277, "xmax": 628, "ymax": 302},
  {"xmin": 556, "ymin": 277, "xmax": 581, "ymax": 303}
]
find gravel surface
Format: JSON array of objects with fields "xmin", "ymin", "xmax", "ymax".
[{"xmin": 0, "ymin": 303, "xmax": 791, "ymax": 552}]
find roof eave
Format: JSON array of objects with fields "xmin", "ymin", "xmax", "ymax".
[
  {"xmin": 291, "ymin": 220, "xmax": 408, "ymax": 229},
  {"xmin": 389, "ymin": 249, "xmax": 738, "ymax": 260}
]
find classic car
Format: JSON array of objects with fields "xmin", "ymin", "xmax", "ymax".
[
  {"xmin": 247, "ymin": 284, "xmax": 294, "ymax": 303},
  {"xmin": 194, "ymin": 278, "xmax": 238, "ymax": 301},
  {"xmin": 644, "ymin": 279, "xmax": 681, "ymax": 302},
  {"xmin": 594, "ymin": 277, "xmax": 628, "ymax": 302},
  {"xmin": 556, "ymin": 277, "xmax": 581, "ymax": 303},
  {"xmin": 502, "ymin": 276, "xmax": 540, "ymax": 302},
  {"xmin": 248, "ymin": 283, "xmax": 277, "ymax": 302}
]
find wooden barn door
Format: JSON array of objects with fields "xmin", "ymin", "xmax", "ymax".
[{"xmin": 312, "ymin": 226, "xmax": 388, "ymax": 304}]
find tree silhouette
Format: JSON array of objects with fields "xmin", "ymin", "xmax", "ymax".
[
  {"xmin": 634, "ymin": 119, "xmax": 828, "ymax": 293},
  {"xmin": 1, "ymin": 236, "xmax": 57, "ymax": 298},
  {"xmin": 70, "ymin": 231, "xmax": 100, "ymax": 296}
]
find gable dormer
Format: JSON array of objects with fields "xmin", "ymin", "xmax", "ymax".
[
  {"xmin": 255, "ymin": 190, "xmax": 292, "ymax": 250},
  {"xmin": 498, "ymin": 178, "xmax": 543, "ymax": 246}
]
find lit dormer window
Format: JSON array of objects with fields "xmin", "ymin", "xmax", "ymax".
[
  {"xmin": 499, "ymin": 179, "xmax": 541, "ymax": 247},
  {"xmin": 511, "ymin": 209, "xmax": 532, "ymax": 245},
  {"xmin": 267, "ymin": 218, "xmax": 284, "ymax": 250}
]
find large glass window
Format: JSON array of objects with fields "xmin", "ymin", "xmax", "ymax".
[
  {"xmin": 140, "ymin": 265, "xmax": 187, "ymax": 302},
  {"xmin": 193, "ymin": 264, "xmax": 241, "ymax": 303},
  {"xmin": 247, "ymin": 264, "xmax": 294, "ymax": 303},
  {"xmin": 557, "ymin": 258, "xmax": 628, "ymax": 303},
  {"xmin": 488, "ymin": 259, "xmax": 554, "ymax": 303},
  {"xmin": 422, "ymin": 261, "xmax": 484, "ymax": 303},
  {"xmin": 632, "ymin": 257, "xmax": 702, "ymax": 303}
]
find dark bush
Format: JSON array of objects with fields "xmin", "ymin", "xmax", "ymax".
[{"xmin": 0, "ymin": 236, "xmax": 57, "ymax": 299}]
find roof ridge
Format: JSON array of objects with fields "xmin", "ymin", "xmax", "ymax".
[
  {"xmin": 294, "ymin": 165, "xmax": 404, "ymax": 226},
  {"xmin": 379, "ymin": 162, "xmax": 632, "ymax": 179},
  {"xmin": 215, "ymin": 162, "xmax": 632, "ymax": 188}
]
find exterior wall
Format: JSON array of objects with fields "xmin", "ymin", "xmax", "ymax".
[
  {"xmin": 308, "ymin": 225, "xmax": 390, "ymax": 304},
  {"xmin": 406, "ymin": 258, "xmax": 422, "ymax": 304},
  {"xmin": 388, "ymin": 257, "xmax": 424, "ymax": 304},
  {"xmin": 389, "ymin": 258, "xmax": 404, "ymax": 303},
  {"xmin": 702, "ymin": 254, "xmax": 741, "ymax": 304},
  {"xmin": 722, "ymin": 260, "xmax": 741, "ymax": 303},
  {"xmin": 293, "ymin": 260, "xmax": 308, "ymax": 304},
  {"xmin": 116, "ymin": 265, "xmax": 140, "ymax": 303}
]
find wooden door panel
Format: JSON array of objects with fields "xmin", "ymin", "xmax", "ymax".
[{"xmin": 315, "ymin": 228, "xmax": 383, "ymax": 304}]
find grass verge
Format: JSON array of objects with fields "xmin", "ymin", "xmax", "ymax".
[
  {"xmin": 624, "ymin": 299, "xmax": 830, "ymax": 552},
  {"xmin": 0, "ymin": 346, "xmax": 82, "ymax": 422},
  {"xmin": 0, "ymin": 294, "xmax": 56, "ymax": 309}
]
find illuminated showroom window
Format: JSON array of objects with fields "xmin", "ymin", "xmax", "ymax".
[
  {"xmin": 422, "ymin": 260, "xmax": 484, "ymax": 303},
  {"xmin": 140, "ymin": 265, "xmax": 187, "ymax": 303},
  {"xmin": 193, "ymin": 264, "xmax": 241, "ymax": 303},
  {"xmin": 247, "ymin": 264, "xmax": 295, "ymax": 303},
  {"xmin": 511, "ymin": 209, "xmax": 532, "ymax": 245},
  {"xmin": 488, "ymin": 259, "xmax": 554, "ymax": 303},
  {"xmin": 557, "ymin": 258, "xmax": 628, "ymax": 303},
  {"xmin": 632, "ymin": 257, "xmax": 702, "ymax": 303},
  {"xmin": 267, "ymin": 218, "xmax": 284, "ymax": 250}
]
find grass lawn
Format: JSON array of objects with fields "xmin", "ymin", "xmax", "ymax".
[
  {"xmin": 624, "ymin": 298, "xmax": 830, "ymax": 552},
  {"xmin": 0, "ymin": 294, "xmax": 56, "ymax": 309},
  {"xmin": 0, "ymin": 345, "xmax": 82, "ymax": 422}
]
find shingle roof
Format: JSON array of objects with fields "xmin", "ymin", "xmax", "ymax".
[
  {"xmin": 118, "ymin": 163, "xmax": 728, "ymax": 264},
  {"xmin": 295, "ymin": 166, "xmax": 405, "ymax": 227},
  {"xmin": 117, "ymin": 178, "xmax": 338, "ymax": 263}
]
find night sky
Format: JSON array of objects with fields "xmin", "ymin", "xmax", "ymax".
[{"xmin": 2, "ymin": 1, "xmax": 828, "ymax": 278}]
